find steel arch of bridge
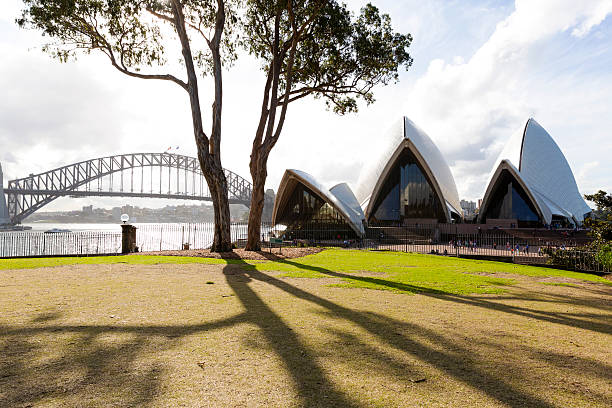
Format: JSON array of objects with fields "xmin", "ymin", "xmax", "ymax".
[{"xmin": 4, "ymin": 153, "xmax": 253, "ymax": 224}]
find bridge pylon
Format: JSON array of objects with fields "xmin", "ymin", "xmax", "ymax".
[{"xmin": 0, "ymin": 163, "xmax": 11, "ymax": 225}]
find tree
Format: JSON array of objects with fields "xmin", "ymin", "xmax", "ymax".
[
  {"xmin": 18, "ymin": 0, "xmax": 237, "ymax": 251},
  {"xmin": 584, "ymin": 191, "xmax": 612, "ymax": 269},
  {"xmin": 584, "ymin": 190, "xmax": 612, "ymax": 242},
  {"xmin": 242, "ymin": 0, "xmax": 412, "ymax": 250}
]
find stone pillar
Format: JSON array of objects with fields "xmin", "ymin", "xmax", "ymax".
[{"xmin": 121, "ymin": 224, "xmax": 138, "ymax": 254}]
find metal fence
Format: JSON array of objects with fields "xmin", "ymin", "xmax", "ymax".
[
  {"xmin": 134, "ymin": 222, "xmax": 280, "ymax": 252},
  {"xmin": 542, "ymin": 248, "xmax": 611, "ymax": 273},
  {"xmin": 0, "ymin": 222, "xmax": 608, "ymax": 273},
  {"xmin": 0, "ymin": 231, "xmax": 121, "ymax": 258},
  {"xmin": 362, "ymin": 226, "xmax": 530, "ymax": 256},
  {"xmin": 270, "ymin": 224, "xmax": 609, "ymax": 273}
]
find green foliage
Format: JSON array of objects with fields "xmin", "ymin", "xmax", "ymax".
[
  {"xmin": 243, "ymin": 0, "xmax": 412, "ymax": 114},
  {"xmin": 595, "ymin": 243, "xmax": 612, "ymax": 269},
  {"xmin": 17, "ymin": 0, "xmax": 239, "ymax": 75},
  {"xmin": 584, "ymin": 190, "xmax": 612, "ymax": 244}
]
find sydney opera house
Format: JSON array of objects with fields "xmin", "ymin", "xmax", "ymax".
[
  {"xmin": 272, "ymin": 116, "xmax": 591, "ymax": 238},
  {"xmin": 477, "ymin": 118, "xmax": 591, "ymax": 228}
]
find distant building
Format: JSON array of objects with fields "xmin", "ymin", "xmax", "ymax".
[
  {"xmin": 460, "ymin": 200, "xmax": 476, "ymax": 212},
  {"xmin": 121, "ymin": 205, "xmax": 133, "ymax": 214},
  {"xmin": 460, "ymin": 200, "xmax": 477, "ymax": 220},
  {"xmin": 261, "ymin": 189, "xmax": 276, "ymax": 222}
]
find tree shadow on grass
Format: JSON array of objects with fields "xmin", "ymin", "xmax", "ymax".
[
  {"xmin": 0, "ymin": 327, "xmax": 164, "ymax": 407},
  {"xmin": 1, "ymin": 256, "xmax": 609, "ymax": 408},
  {"xmin": 237, "ymin": 258, "xmax": 612, "ymax": 407},
  {"xmin": 222, "ymin": 260, "xmax": 360, "ymax": 407},
  {"xmin": 275, "ymin": 259, "xmax": 612, "ymax": 336},
  {"xmin": 0, "ymin": 306, "xmax": 249, "ymax": 406}
]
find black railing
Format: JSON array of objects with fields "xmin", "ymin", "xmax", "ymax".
[
  {"xmin": 0, "ymin": 231, "xmax": 121, "ymax": 258},
  {"xmin": 1, "ymin": 223, "xmax": 608, "ymax": 273},
  {"xmin": 134, "ymin": 222, "xmax": 280, "ymax": 252}
]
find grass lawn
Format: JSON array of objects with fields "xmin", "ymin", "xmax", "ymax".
[{"xmin": 1, "ymin": 249, "xmax": 611, "ymax": 407}]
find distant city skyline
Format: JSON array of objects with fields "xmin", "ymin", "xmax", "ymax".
[
  {"xmin": 26, "ymin": 202, "xmax": 252, "ymax": 224},
  {"xmin": 1, "ymin": 0, "xmax": 611, "ymax": 213}
]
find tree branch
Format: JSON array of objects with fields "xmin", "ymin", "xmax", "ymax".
[
  {"xmin": 170, "ymin": 0, "xmax": 210, "ymax": 153},
  {"xmin": 76, "ymin": 14, "xmax": 189, "ymax": 91},
  {"xmin": 208, "ymin": 0, "xmax": 225, "ymax": 156}
]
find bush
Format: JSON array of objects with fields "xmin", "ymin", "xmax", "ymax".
[
  {"xmin": 542, "ymin": 247, "xmax": 606, "ymax": 272},
  {"xmin": 595, "ymin": 244, "xmax": 612, "ymax": 270}
]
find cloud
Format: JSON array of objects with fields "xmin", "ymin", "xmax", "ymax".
[
  {"xmin": 2, "ymin": 0, "xmax": 611, "ymax": 213},
  {"xmin": 404, "ymin": 0, "xmax": 612, "ymax": 200},
  {"xmin": 571, "ymin": 0, "xmax": 612, "ymax": 37},
  {"xmin": 578, "ymin": 161, "xmax": 600, "ymax": 181},
  {"xmin": 0, "ymin": 53, "xmax": 121, "ymax": 147}
]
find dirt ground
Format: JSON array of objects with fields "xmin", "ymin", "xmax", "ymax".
[
  {"xmin": 1, "ymin": 261, "xmax": 611, "ymax": 407},
  {"xmin": 141, "ymin": 246, "xmax": 323, "ymax": 260}
]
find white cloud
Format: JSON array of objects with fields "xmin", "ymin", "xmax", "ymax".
[
  {"xmin": 404, "ymin": 0, "xmax": 612, "ymax": 200},
  {"xmin": 1, "ymin": 0, "xmax": 612, "ymax": 214},
  {"xmin": 571, "ymin": 0, "xmax": 612, "ymax": 37}
]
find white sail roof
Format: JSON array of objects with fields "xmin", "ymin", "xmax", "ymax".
[
  {"xmin": 355, "ymin": 117, "xmax": 463, "ymax": 221},
  {"xmin": 272, "ymin": 169, "xmax": 365, "ymax": 236},
  {"xmin": 480, "ymin": 118, "xmax": 591, "ymax": 225},
  {"xmin": 329, "ymin": 182, "xmax": 365, "ymax": 224}
]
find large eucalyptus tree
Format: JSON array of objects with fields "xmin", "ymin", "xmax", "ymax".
[
  {"xmin": 242, "ymin": 0, "xmax": 413, "ymax": 250},
  {"xmin": 18, "ymin": 0, "xmax": 237, "ymax": 251}
]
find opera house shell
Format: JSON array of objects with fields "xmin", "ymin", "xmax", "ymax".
[
  {"xmin": 272, "ymin": 117, "xmax": 463, "ymax": 237},
  {"xmin": 272, "ymin": 169, "xmax": 366, "ymax": 237},
  {"xmin": 355, "ymin": 117, "xmax": 462, "ymax": 224},
  {"xmin": 477, "ymin": 118, "xmax": 591, "ymax": 227}
]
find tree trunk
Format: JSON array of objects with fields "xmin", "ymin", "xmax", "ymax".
[
  {"xmin": 246, "ymin": 151, "xmax": 267, "ymax": 251},
  {"xmin": 208, "ymin": 168, "xmax": 232, "ymax": 252},
  {"xmin": 171, "ymin": 0, "xmax": 232, "ymax": 252},
  {"xmin": 197, "ymin": 148, "xmax": 232, "ymax": 252}
]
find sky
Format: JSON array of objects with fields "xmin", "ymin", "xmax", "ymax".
[{"xmin": 1, "ymin": 0, "xmax": 611, "ymax": 212}]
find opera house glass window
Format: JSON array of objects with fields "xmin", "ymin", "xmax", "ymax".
[
  {"xmin": 277, "ymin": 184, "xmax": 356, "ymax": 239},
  {"xmin": 482, "ymin": 170, "xmax": 540, "ymax": 226},
  {"xmin": 370, "ymin": 149, "xmax": 445, "ymax": 223}
]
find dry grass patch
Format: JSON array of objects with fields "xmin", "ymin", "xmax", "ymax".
[
  {"xmin": 0, "ymin": 251, "xmax": 611, "ymax": 407},
  {"xmin": 142, "ymin": 247, "xmax": 323, "ymax": 260}
]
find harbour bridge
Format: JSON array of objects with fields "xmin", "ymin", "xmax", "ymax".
[{"xmin": 1, "ymin": 152, "xmax": 255, "ymax": 225}]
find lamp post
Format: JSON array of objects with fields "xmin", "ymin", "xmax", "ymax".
[{"xmin": 120, "ymin": 214, "xmax": 137, "ymax": 253}]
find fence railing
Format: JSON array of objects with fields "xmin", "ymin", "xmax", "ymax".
[
  {"xmin": 542, "ymin": 248, "xmax": 611, "ymax": 273},
  {"xmin": 0, "ymin": 231, "xmax": 121, "ymax": 258},
  {"xmin": 134, "ymin": 222, "xmax": 280, "ymax": 252},
  {"xmin": 271, "ymin": 224, "xmax": 609, "ymax": 273},
  {"xmin": 1, "ymin": 223, "xmax": 608, "ymax": 273}
]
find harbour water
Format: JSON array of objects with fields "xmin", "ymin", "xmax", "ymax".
[
  {"xmin": 22, "ymin": 223, "xmax": 123, "ymax": 233},
  {"xmin": 0, "ymin": 222, "xmax": 279, "ymax": 257}
]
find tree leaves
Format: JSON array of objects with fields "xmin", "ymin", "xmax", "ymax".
[
  {"xmin": 243, "ymin": 0, "xmax": 412, "ymax": 114},
  {"xmin": 17, "ymin": 0, "xmax": 240, "ymax": 78},
  {"xmin": 584, "ymin": 190, "xmax": 612, "ymax": 245}
]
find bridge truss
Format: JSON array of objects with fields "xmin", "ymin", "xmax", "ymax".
[{"xmin": 4, "ymin": 153, "xmax": 253, "ymax": 224}]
